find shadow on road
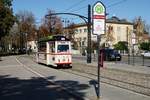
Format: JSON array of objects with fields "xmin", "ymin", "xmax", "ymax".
[
  {"xmin": 0, "ymin": 75, "xmax": 89, "ymax": 100},
  {"xmin": 89, "ymin": 80, "xmax": 99, "ymax": 97}
]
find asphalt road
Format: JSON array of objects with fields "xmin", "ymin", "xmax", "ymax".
[
  {"xmin": 0, "ymin": 56, "xmax": 83, "ymax": 100},
  {"xmin": 0, "ymin": 55, "xmax": 150, "ymax": 100}
]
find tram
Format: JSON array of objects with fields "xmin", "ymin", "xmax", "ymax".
[{"xmin": 36, "ymin": 35, "xmax": 72, "ymax": 67}]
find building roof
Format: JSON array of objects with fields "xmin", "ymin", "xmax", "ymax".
[
  {"xmin": 71, "ymin": 16, "xmax": 133, "ymax": 28},
  {"xmin": 142, "ymin": 34, "xmax": 150, "ymax": 40},
  {"xmin": 106, "ymin": 16, "xmax": 133, "ymax": 25}
]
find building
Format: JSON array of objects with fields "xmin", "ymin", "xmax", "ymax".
[
  {"xmin": 106, "ymin": 16, "xmax": 133, "ymax": 47},
  {"xmin": 27, "ymin": 40, "xmax": 37, "ymax": 52},
  {"xmin": 71, "ymin": 16, "xmax": 134, "ymax": 54}
]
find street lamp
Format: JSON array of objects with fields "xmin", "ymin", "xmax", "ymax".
[{"xmin": 62, "ymin": 18, "xmax": 70, "ymax": 37}]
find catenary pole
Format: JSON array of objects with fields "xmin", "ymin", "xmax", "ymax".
[{"xmin": 87, "ymin": 4, "xmax": 92, "ymax": 63}]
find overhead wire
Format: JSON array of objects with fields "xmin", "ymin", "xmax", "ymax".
[
  {"xmin": 61, "ymin": 0, "xmax": 127, "ymax": 24},
  {"xmin": 61, "ymin": 0, "xmax": 88, "ymax": 24},
  {"xmin": 63, "ymin": 0, "xmax": 127, "ymax": 13},
  {"xmin": 63, "ymin": 0, "xmax": 87, "ymax": 12},
  {"xmin": 63, "ymin": 0, "xmax": 127, "ymax": 15},
  {"xmin": 106, "ymin": 0, "xmax": 127, "ymax": 8},
  {"xmin": 70, "ymin": 5, "xmax": 87, "ymax": 13}
]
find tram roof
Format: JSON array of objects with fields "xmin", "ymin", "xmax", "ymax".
[{"xmin": 38, "ymin": 35, "xmax": 70, "ymax": 42}]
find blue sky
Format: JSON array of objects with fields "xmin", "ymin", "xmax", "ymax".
[{"xmin": 12, "ymin": 0, "xmax": 150, "ymax": 25}]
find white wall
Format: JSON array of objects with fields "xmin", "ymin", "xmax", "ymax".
[{"xmin": 27, "ymin": 41, "xmax": 37, "ymax": 52}]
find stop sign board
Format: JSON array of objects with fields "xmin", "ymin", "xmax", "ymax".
[{"xmin": 92, "ymin": 1, "xmax": 106, "ymax": 35}]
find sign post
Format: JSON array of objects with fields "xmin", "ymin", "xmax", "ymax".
[
  {"xmin": 92, "ymin": 1, "xmax": 106, "ymax": 99},
  {"xmin": 131, "ymin": 33, "xmax": 136, "ymax": 66}
]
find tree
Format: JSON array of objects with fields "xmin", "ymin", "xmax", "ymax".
[
  {"xmin": 67, "ymin": 23, "xmax": 78, "ymax": 49},
  {"xmin": 0, "ymin": 0, "xmax": 15, "ymax": 40},
  {"xmin": 91, "ymin": 40, "xmax": 98, "ymax": 53},
  {"xmin": 10, "ymin": 24, "xmax": 20, "ymax": 50},
  {"xmin": 144, "ymin": 23, "xmax": 150, "ymax": 34},
  {"xmin": 114, "ymin": 41, "xmax": 128, "ymax": 51},
  {"xmin": 139, "ymin": 42, "xmax": 150, "ymax": 51},
  {"xmin": 16, "ymin": 10, "xmax": 36, "ymax": 39},
  {"xmin": 38, "ymin": 25, "xmax": 49, "ymax": 38},
  {"xmin": 105, "ymin": 25, "xmax": 115, "ymax": 47},
  {"xmin": 0, "ymin": 0, "xmax": 12, "ymax": 7},
  {"xmin": 15, "ymin": 10, "xmax": 36, "ymax": 51},
  {"xmin": 133, "ymin": 17, "xmax": 144, "ymax": 43},
  {"xmin": 39, "ymin": 9, "xmax": 63, "ymax": 37}
]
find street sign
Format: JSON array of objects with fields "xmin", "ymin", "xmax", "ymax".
[
  {"xmin": 131, "ymin": 32, "xmax": 136, "ymax": 45},
  {"xmin": 92, "ymin": 1, "xmax": 106, "ymax": 35}
]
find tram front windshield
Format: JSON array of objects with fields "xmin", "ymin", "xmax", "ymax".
[{"xmin": 57, "ymin": 45, "xmax": 69, "ymax": 52}]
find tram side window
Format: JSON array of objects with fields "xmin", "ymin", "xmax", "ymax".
[
  {"xmin": 39, "ymin": 42, "xmax": 46, "ymax": 52},
  {"xmin": 49, "ymin": 42, "xmax": 55, "ymax": 53}
]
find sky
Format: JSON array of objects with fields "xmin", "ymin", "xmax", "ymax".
[{"xmin": 12, "ymin": 0, "xmax": 150, "ymax": 25}]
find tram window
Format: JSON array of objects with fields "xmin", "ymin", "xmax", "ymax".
[
  {"xmin": 50, "ymin": 45, "xmax": 55, "ymax": 53},
  {"xmin": 39, "ymin": 42, "xmax": 46, "ymax": 52},
  {"xmin": 51, "ymin": 47, "xmax": 55, "ymax": 52},
  {"xmin": 49, "ymin": 42, "xmax": 55, "ymax": 53},
  {"xmin": 57, "ymin": 45, "xmax": 69, "ymax": 52}
]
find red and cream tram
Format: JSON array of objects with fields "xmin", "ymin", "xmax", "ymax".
[{"xmin": 36, "ymin": 35, "xmax": 72, "ymax": 67}]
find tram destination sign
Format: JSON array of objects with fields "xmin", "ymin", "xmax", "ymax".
[{"xmin": 92, "ymin": 1, "xmax": 106, "ymax": 35}]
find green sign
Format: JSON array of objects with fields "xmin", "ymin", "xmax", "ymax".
[{"xmin": 95, "ymin": 4, "xmax": 104, "ymax": 14}]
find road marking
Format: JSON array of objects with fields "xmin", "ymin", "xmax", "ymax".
[
  {"xmin": 15, "ymin": 57, "xmax": 90, "ymax": 100},
  {"xmin": 15, "ymin": 57, "xmax": 47, "ymax": 79}
]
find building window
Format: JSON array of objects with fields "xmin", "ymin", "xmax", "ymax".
[
  {"xmin": 79, "ymin": 29, "xmax": 82, "ymax": 33},
  {"xmin": 117, "ymin": 26, "xmax": 121, "ymax": 41},
  {"xmin": 117, "ymin": 27, "xmax": 121, "ymax": 32},
  {"xmin": 75, "ymin": 29, "xmax": 78, "ymax": 33},
  {"xmin": 83, "ymin": 37, "xmax": 86, "ymax": 40},
  {"xmin": 84, "ymin": 28, "xmax": 87, "ymax": 33},
  {"xmin": 82, "ymin": 41, "xmax": 84, "ymax": 46}
]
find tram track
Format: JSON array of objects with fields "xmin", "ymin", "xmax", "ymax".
[
  {"xmin": 59, "ymin": 62, "xmax": 150, "ymax": 96},
  {"xmin": 19, "ymin": 55, "xmax": 150, "ymax": 96},
  {"xmin": 61, "ymin": 67, "xmax": 150, "ymax": 89}
]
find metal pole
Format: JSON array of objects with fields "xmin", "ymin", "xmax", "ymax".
[
  {"xmin": 142, "ymin": 55, "xmax": 144, "ymax": 66},
  {"xmin": 97, "ymin": 35, "xmax": 101, "ymax": 99},
  {"xmin": 127, "ymin": 27, "xmax": 130, "ymax": 65},
  {"xmin": 132, "ymin": 46, "xmax": 134, "ymax": 66},
  {"xmin": 128, "ymin": 48, "xmax": 130, "ymax": 64},
  {"xmin": 87, "ymin": 4, "xmax": 91, "ymax": 63}
]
